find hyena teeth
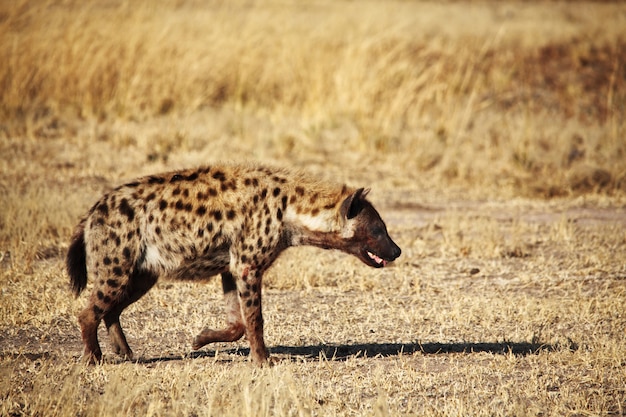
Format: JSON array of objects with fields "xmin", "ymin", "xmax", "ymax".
[{"xmin": 367, "ymin": 251, "xmax": 386, "ymax": 266}]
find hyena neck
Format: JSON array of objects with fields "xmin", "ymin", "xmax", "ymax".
[
  {"xmin": 283, "ymin": 201, "xmax": 352, "ymax": 250},
  {"xmin": 290, "ymin": 227, "xmax": 348, "ymax": 251}
]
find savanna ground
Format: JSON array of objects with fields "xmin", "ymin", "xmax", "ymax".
[{"xmin": 1, "ymin": 0, "xmax": 626, "ymax": 415}]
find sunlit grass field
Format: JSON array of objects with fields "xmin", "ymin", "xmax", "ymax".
[{"xmin": 1, "ymin": 0, "xmax": 625, "ymax": 415}]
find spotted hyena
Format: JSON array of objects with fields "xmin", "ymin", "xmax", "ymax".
[{"xmin": 66, "ymin": 163, "xmax": 401, "ymax": 365}]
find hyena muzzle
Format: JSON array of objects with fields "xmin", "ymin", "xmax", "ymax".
[{"xmin": 66, "ymin": 164, "xmax": 401, "ymax": 365}]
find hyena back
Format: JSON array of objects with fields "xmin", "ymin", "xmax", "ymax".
[{"xmin": 67, "ymin": 163, "xmax": 401, "ymax": 365}]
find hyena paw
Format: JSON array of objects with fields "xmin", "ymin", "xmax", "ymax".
[
  {"xmin": 81, "ymin": 351, "xmax": 102, "ymax": 366},
  {"xmin": 192, "ymin": 329, "xmax": 214, "ymax": 350}
]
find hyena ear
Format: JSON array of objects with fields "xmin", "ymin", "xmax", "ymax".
[{"xmin": 340, "ymin": 188, "xmax": 370, "ymax": 220}]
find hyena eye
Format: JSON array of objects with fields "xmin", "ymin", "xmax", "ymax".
[{"xmin": 370, "ymin": 226, "xmax": 384, "ymax": 237}]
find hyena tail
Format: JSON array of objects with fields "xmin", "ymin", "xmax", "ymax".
[{"xmin": 67, "ymin": 222, "xmax": 88, "ymax": 296}]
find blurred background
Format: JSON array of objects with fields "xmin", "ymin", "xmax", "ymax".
[{"xmin": 1, "ymin": 0, "xmax": 624, "ymax": 197}]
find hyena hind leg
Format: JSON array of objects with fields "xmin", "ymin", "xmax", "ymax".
[
  {"xmin": 104, "ymin": 310, "xmax": 132, "ymax": 359},
  {"xmin": 193, "ymin": 272, "xmax": 245, "ymax": 350},
  {"xmin": 79, "ymin": 268, "xmax": 158, "ymax": 364},
  {"xmin": 103, "ymin": 268, "xmax": 159, "ymax": 359},
  {"xmin": 78, "ymin": 306, "xmax": 104, "ymax": 365}
]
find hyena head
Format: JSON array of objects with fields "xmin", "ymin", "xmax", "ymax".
[{"xmin": 339, "ymin": 188, "xmax": 401, "ymax": 268}]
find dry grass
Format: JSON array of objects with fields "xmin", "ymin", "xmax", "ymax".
[
  {"xmin": 1, "ymin": 0, "xmax": 626, "ymax": 416},
  {"xmin": 2, "ymin": 0, "xmax": 626, "ymax": 195}
]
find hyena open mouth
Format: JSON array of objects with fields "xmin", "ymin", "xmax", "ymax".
[{"xmin": 366, "ymin": 250, "xmax": 388, "ymax": 267}]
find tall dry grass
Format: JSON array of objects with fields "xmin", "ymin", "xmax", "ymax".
[{"xmin": 1, "ymin": 0, "xmax": 625, "ymax": 195}]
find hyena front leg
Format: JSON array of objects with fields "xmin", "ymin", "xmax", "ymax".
[
  {"xmin": 193, "ymin": 272, "xmax": 245, "ymax": 349},
  {"xmin": 235, "ymin": 265, "xmax": 268, "ymax": 365}
]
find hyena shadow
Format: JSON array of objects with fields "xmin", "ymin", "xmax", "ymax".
[{"xmin": 136, "ymin": 340, "xmax": 575, "ymax": 364}]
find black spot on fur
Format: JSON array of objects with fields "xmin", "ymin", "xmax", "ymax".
[
  {"xmin": 226, "ymin": 210, "xmax": 236, "ymax": 220},
  {"xmin": 125, "ymin": 181, "xmax": 140, "ymax": 188},
  {"xmin": 103, "ymin": 257, "xmax": 112, "ymax": 265},
  {"xmin": 119, "ymin": 198, "xmax": 135, "ymax": 221},
  {"xmin": 155, "ymin": 226, "xmax": 161, "ymax": 235},
  {"xmin": 212, "ymin": 171, "xmax": 226, "ymax": 182},
  {"xmin": 170, "ymin": 174, "xmax": 183, "ymax": 182},
  {"xmin": 173, "ymin": 187, "xmax": 181, "ymax": 196},
  {"xmin": 272, "ymin": 187, "xmax": 281, "ymax": 197},
  {"xmin": 145, "ymin": 192, "xmax": 156, "ymax": 201},
  {"xmin": 208, "ymin": 188, "xmax": 218, "ymax": 196},
  {"xmin": 184, "ymin": 203, "xmax": 193, "ymax": 212},
  {"xmin": 197, "ymin": 206, "xmax": 207, "ymax": 215},
  {"xmin": 261, "ymin": 189, "xmax": 267, "ymax": 198},
  {"xmin": 295, "ymin": 186, "xmax": 305, "ymax": 196},
  {"xmin": 97, "ymin": 202, "xmax": 109, "ymax": 216},
  {"xmin": 97, "ymin": 291, "xmax": 104, "ymax": 300},
  {"xmin": 148, "ymin": 176, "xmax": 165, "ymax": 184},
  {"xmin": 106, "ymin": 279, "xmax": 119, "ymax": 288},
  {"xmin": 112, "ymin": 267, "xmax": 123, "ymax": 276},
  {"xmin": 281, "ymin": 196, "xmax": 288, "ymax": 209},
  {"xmin": 122, "ymin": 247, "xmax": 131, "ymax": 260},
  {"xmin": 276, "ymin": 208, "xmax": 283, "ymax": 221},
  {"xmin": 185, "ymin": 172, "xmax": 199, "ymax": 181},
  {"xmin": 93, "ymin": 305, "xmax": 104, "ymax": 316},
  {"xmin": 159, "ymin": 200, "xmax": 168, "ymax": 210},
  {"xmin": 211, "ymin": 210, "xmax": 223, "ymax": 221}
]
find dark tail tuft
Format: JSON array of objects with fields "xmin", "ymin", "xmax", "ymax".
[{"xmin": 67, "ymin": 222, "xmax": 88, "ymax": 296}]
